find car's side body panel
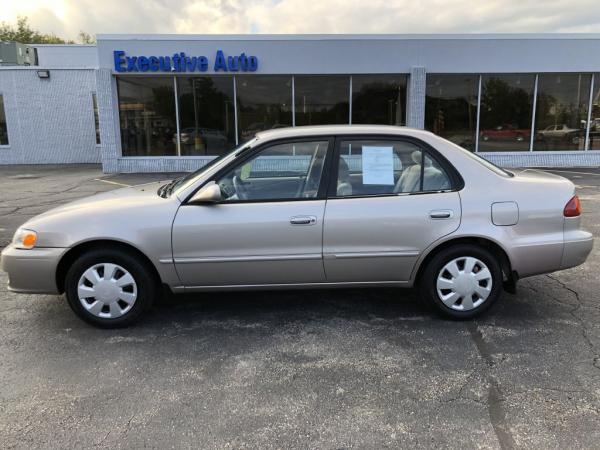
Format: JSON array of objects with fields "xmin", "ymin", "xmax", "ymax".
[
  {"xmin": 1, "ymin": 246, "xmax": 67, "ymax": 293},
  {"xmin": 406, "ymin": 133, "xmax": 584, "ymax": 281},
  {"xmin": 171, "ymin": 200, "xmax": 327, "ymax": 286},
  {"xmin": 8, "ymin": 184, "xmax": 182, "ymax": 290},
  {"xmin": 322, "ymin": 192, "xmax": 461, "ymax": 282}
]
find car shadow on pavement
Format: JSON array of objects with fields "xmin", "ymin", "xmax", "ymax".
[
  {"xmin": 136, "ymin": 287, "xmax": 528, "ymax": 332},
  {"xmin": 150, "ymin": 288, "xmax": 425, "ymax": 324}
]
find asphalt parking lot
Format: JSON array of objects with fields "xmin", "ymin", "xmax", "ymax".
[{"xmin": 1, "ymin": 164, "xmax": 599, "ymax": 449}]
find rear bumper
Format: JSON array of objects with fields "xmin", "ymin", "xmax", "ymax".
[
  {"xmin": 0, "ymin": 244, "xmax": 66, "ymax": 294},
  {"xmin": 561, "ymin": 230, "xmax": 594, "ymax": 270}
]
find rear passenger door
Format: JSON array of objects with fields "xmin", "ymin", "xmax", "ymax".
[{"xmin": 322, "ymin": 137, "xmax": 462, "ymax": 283}]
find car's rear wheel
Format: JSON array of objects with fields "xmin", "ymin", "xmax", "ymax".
[
  {"xmin": 419, "ymin": 244, "xmax": 503, "ymax": 319},
  {"xmin": 65, "ymin": 249, "xmax": 158, "ymax": 328}
]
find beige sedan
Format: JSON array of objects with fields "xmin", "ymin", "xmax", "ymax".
[{"xmin": 1, "ymin": 125, "xmax": 593, "ymax": 327}]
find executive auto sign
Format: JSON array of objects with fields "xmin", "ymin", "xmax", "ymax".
[{"xmin": 113, "ymin": 50, "xmax": 258, "ymax": 73}]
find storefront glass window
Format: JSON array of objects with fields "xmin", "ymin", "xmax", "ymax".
[
  {"xmin": 177, "ymin": 76, "xmax": 235, "ymax": 156},
  {"xmin": 587, "ymin": 75, "xmax": 600, "ymax": 150},
  {"xmin": 0, "ymin": 94, "xmax": 8, "ymax": 145},
  {"xmin": 534, "ymin": 74, "xmax": 590, "ymax": 151},
  {"xmin": 294, "ymin": 76, "xmax": 350, "ymax": 126},
  {"xmin": 351, "ymin": 75, "xmax": 407, "ymax": 126},
  {"xmin": 117, "ymin": 77, "xmax": 177, "ymax": 157},
  {"xmin": 92, "ymin": 93, "xmax": 101, "ymax": 145},
  {"xmin": 425, "ymin": 75, "xmax": 479, "ymax": 151},
  {"xmin": 479, "ymin": 74, "xmax": 535, "ymax": 152},
  {"xmin": 236, "ymin": 76, "xmax": 292, "ymax": 143}
]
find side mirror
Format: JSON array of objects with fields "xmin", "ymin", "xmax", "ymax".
[{"xmin": 188, "ymin": 182, "xmax": 222, "ymax": 204}]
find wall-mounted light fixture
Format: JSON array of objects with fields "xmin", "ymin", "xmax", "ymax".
[{"xmin": 37, "ymin": 70, "xmax": 50, "ymax": 79}]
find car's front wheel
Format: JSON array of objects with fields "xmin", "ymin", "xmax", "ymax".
[
  {"xmin": 419, "ymin": 244, "xmax": 503, "ymax": 319},
  {"xmin": 65, "ymin": 249, "xmax": 158, "ymax": 328}
]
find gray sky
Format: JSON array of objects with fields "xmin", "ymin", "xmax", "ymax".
[{"xmin": 2, "ymin": 0, "xmax": 600, "ymax": 40}]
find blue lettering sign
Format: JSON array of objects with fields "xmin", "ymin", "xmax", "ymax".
[
  {"xmin": 113, "ymin": 50, "xmax": 126, "ymax": 72},
  {"xmin": 149, "ymin": 56, "xmax": 159, "ymax": 72},
  {"xmin": 214, "ymin": 50, "xmax": 227, "ymax": 72},
  {"xmin": 138, "ymin": 56, "xmax": 150, "ymax": 72},
  {"xmin": 198, "ymin": 56, "xmax": 208, "ymax": 72},
  {"xmin": 248, "ymin": 56, "xmax": 258, "ymax": 72},
  {"xmin": 126, "ymin": 56, "xmax": 138, "ymax": 72},
  {"xmin": 159, "ymin": 56, "xmax": 171, "ymax": 71},
  {"xmin": 113, "ymin": 50, "xmax": 258, "ymax": 73}
]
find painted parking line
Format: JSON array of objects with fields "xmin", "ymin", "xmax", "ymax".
[
  {"xmin": 93, "ymin": 178, "xmax": 131, "ymax": 187},
  {"xmin": 546, "ymin": 169, "xmax": 600, "ymax": 176}
]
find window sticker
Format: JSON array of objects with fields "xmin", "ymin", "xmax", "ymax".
[{"xmin": 361, "ymin": 146, "xmax": 395, "ymax": 185}]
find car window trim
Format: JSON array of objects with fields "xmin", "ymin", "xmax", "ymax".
[
  {"xmin": 182, "ymin": 135, "xmax": 336, "ymax": 205},
  {"xmin": 326, "ymin": 134, "xmax": 464, "ymax": 200}
]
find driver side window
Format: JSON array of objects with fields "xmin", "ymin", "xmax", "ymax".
[{"xmin": 216, "ymin": 140, "xmax": 329, "ymax": 202}]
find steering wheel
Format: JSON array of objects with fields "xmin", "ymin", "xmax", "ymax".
[
  {"xmin": 233, "ymin": 175, "xmax": 250, "ymax": 200},
  {"xmin": 218, "ymin": 179, "xmax": 235, "ymax": 199}
]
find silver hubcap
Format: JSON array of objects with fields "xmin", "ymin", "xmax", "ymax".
[
  {"xmin": 436, "ymin": 256, "xmax": 492, "ymax": 311},
  {"xmin": 77, "ymin": 263, "xmax": 137, "ymax": 319}
]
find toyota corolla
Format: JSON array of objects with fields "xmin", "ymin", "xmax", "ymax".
[{"xmin": 1, "ymin": 125, "xmax": 593, "ymax": 327}]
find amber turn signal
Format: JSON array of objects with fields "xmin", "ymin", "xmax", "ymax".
[
  {"xmin": 22, "ymin": 233, "xmax": 37, "ymax": 247},
  {"xmin": 12, "ymin": 228, "xmax": 38, "ymax": 249}
]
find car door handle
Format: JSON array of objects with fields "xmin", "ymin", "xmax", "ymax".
[
  {"xmin": 290, "ymin": 215, "xmax": 317, "ymax": 225},
  {"xmin": 429, "ymin": 210, "xmax": 453, "ymax": 219}
]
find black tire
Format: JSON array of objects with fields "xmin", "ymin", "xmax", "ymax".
[
  {"xmin": 418, "ymin": 244, "xmax": 503, "ymax": 320},
  {"xmin": 64, "ymin": 249, "xmax": 159, "ymax": 328}
]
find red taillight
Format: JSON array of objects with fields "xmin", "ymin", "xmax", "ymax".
[{"xmin": 564, "ymin": 195, "xmax": 582, "ymax": 217}]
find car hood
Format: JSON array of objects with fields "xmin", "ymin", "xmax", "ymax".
[
  {"xmin": 21, "ymin": 182, "xmax": 180, "ymax": 248},
  {"xmin": 32, "ymin": 182, "xmax": 168, "ymax": 220}
]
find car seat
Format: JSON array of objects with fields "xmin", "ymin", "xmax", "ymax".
[
  {"xmin": 394, "ymin": 151, "xmax": 449, "ymax": 193},
  {"xmin": 337, "ymin": 157, "xmax": 353, "ymax": 196}
]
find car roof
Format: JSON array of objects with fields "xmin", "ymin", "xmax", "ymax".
[{"xmin": 254, "ymin": 125, "xmax": 434, "ymax": 141}]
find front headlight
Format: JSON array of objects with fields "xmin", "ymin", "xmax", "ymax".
[{"xmin": 12, "ymin": 228, "xmax": 38, "ymax": 249}]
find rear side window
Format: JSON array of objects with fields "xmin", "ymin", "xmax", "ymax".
[
  {"xmin": 0, "ymin": 94, "xmax": 8, "ymax": 145},
  {"xmin": 334, "ymin": 139, "xmax": 451, "ymax": 197},
  {"xmin": 447, "ymin": 140, "xmax": 513, "ymax": 178}
]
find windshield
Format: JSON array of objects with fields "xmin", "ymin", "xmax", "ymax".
[
  {"xmin": 447, "ymin": 141, "xmax": 513, "ymax": 178},
  {"xmin": 159, "ymin": 138, "xmax": 259, "ymax": 197}
]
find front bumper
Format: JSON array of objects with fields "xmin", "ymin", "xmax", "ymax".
[
  {"xmin": 561, "ymin": 230, "xmax": 594, "ymax": 270},
  {"xmin": 0, "ymin": 244, "xmax": 67, "ymax": 294}
]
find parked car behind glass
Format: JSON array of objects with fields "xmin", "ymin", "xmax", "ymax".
[{"xmin": 480, "ymin": 124, "xmax": 530, "ymax": 142}]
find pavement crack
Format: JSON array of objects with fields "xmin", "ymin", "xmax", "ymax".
[
  {"xmin": 487, "ymin": 378, "xmax": 517, "ymax": 450},
  {"xmin": 546, "ymin": 274, "xmax": 581, "ymax": 304},
  {"xmin": 467, "ymin": 322, "xmax": 516, "ymax": 450},
  {"xmin": 122, "ymin": 413, "xmax": 136, "ymax": 436},
  {"xmin": 545, "ymin": 275, "xmax": 599, "ymax": 370},
  {"xmin": 94, "ymin": 430, "xmax": 111, "ymax": 447},
  {"xmin": 442, "ymin": 367, "xmax": 481, "ymax": 404}
]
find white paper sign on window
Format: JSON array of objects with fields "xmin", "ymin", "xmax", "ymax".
[{"xmin": 362, "ymin": 146, "xmax": 395, "ymax": 185}]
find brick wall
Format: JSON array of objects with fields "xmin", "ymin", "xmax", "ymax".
[{"xmin": 0, "ymin": 68, "xmax": 100, "ymax": 164}]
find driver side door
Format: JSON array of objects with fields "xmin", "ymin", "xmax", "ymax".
[{"xmin": 171, "ymin": 138, "xmax": 333, "ymax": 287}]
